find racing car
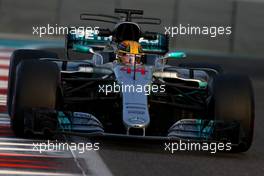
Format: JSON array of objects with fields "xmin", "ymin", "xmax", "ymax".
[{"xmin": 7, "ymin": 9, "xmax": 254, "ymax": 152}]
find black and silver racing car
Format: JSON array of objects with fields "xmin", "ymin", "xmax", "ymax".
[{"xmin": 7, "ymin": 9, "xmax": 254, "ymax": 152}]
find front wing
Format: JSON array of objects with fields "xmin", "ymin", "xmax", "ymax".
[{"xmin": 24, "ymin": 108, "xmax": 241, "ymax": 146}]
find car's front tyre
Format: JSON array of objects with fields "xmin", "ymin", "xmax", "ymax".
[
  {"xmin": 11, "ymin": 60, "xmax": 59, "ymax": 137},
  {"xmin": 212, "ymin": 74, "xmax": 254, "ymax": 152}
]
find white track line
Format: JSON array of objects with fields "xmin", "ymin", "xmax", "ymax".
[
  {"xmin": 0, "ymin": 51, "xmax": 10, "ymax": 107},
  {"xmin": 0, "ymin": 95, "xmax": 7, "ymax": 98},
  {"xmin": 0, "ymin": 97, "xmax": 7, "ymax": 105},
  {"xmin": 0, "ymin": 81, "xmax": 7, "ymax": 89},
  {"xmin": 0, "ymin": 137, "xmax": 45, "ymax": 142},
  {"xmin": 0, "ymin": 118, "xmax": 9, "ymax": 122},
  {"xmin": 0, "ymin": 52, "xmax": 11, "ymax": 58},
  {"xmin": 0, "ymin": 121, "xmax": 9, "ymax": 125},
  {"xmin": 0, "ymin": 60, "xmax": 9, "ymax": 65},
  {"xmin": 0, "ymin": 114, "xmax": 8, "ymax": 118},
  {"xmin": 80, "ymin": 150, "xmax": 113, "ymax": 176},
  {"xmin": 64, "ymin": 135, "xmax": 113, "ymax": 176},
  {"xmin": 0, "ymin": 69, "xmax": 8, "ymax": 76},
  {"xmin": 0, "ymin": 147, "xmax": 47, "ymax": 152},
  {"xmin": 69, "ymin": 137, "xmax": 113, "ymax": 176},
  {"xmin": 0, "ymin": 142, "xmax": 38, "ymax": 147},
  {"xmin": 0, "ymin": 170, "xmax": 78, "ymax": 176}
]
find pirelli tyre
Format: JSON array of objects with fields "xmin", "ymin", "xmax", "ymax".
[
  {"xmin": 212, "ymin": 74, "xmax": 254, "ymax": 152},
  {"xmin": 7, "ymin": 49, "xmax": 58, "ymax": 116},
  {"xmin": 11, "ymin": 60, "xmax": 59, "ymax": 137}
]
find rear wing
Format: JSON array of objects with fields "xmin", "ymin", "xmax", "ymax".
[
  {"xmin": 66, "ymin": 28, "xmax": 169, "ymax": 55},
  {"xmin": 80, "ymin": 9, "xmax": 161, "ymax": 25}
]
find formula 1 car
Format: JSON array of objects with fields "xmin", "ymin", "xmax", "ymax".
[{"xmin": 7, "ymin": 9, "xmax": 254, "ymax": 152}]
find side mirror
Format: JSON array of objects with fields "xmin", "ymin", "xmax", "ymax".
[
  {"xmin": 73, "ymin": 44, "xmax": 94, "ymax": 54},
  {"xmin": 164, "ymin": 52, "xmax": 186, "ymax": 60}
]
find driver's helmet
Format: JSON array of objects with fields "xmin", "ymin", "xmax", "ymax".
[{"xmin": 117, "ymin": 40, "xmax": 144, "ymax": 65}]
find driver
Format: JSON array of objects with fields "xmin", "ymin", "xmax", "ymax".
[{"xmin": 116, "ymin": 40, "xmax": 144, "ymax": 65}]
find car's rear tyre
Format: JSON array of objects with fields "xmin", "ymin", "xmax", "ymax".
[
  {"xmin": 11, "ymin": 60, "xmax": 59, "ymax": 137},
  {"xmin": 212, "ymin": 74, "xmax": 254, "ymax": 152},
  {"xmin": 7, "ymin": 49, "xmax": 58, "ymax": 116}
]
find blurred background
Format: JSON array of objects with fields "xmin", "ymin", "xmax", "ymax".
[{"xmin": 0, "ymin": 0, "xmax": 263, "ymax": 57}]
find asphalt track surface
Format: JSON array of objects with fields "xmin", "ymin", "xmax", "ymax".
[{"xmin": 0, "ymin": 48, "xmax": 263, "ymax": 175}]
